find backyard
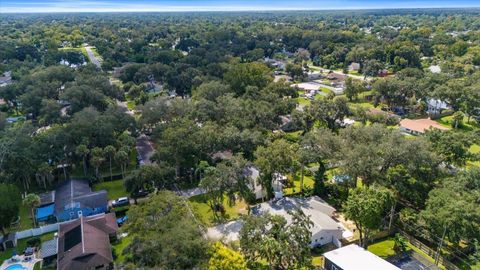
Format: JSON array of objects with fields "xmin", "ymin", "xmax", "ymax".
[
  {"xmin": 188, "ymin": 194, "xmax": 248, "ymax": 226},
  {"xmin": 0, "ymin": 232, "xmax": 55, "ymax": 263},
  {"xmin": 93, "ymin": 179, "xmax": 128, "ymax": 200},
  {"xmin": 436, "ymin": 115, "xmax": 480, "ymax": 132},
  {"xmin": 368, "ymin": 237, "xmax": 446, "ymax": 270},
  {"xmin": 468, "ymin": 144, "xmax": 480, "ymax": 168}
]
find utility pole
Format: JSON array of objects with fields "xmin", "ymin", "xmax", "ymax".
[{"xmin": 435, "ymin": 224, "xmax": 447, "ymax": 265}]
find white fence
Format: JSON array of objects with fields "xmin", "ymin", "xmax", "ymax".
[
  {"xmin": 15, "ymin": 223, "xmax": 59, "ymax": 240},
  {"xmin": 14, "ymin": 212, "xmax": 110, "ymax": 240}
]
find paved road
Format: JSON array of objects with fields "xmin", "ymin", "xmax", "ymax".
[
  {"xmin": 177, "ymin": 187, "xmax": 207, "ymax": 198},
  {"xmin": 308, "ymin": 65, "xmax": 372, "ymax": 82},
  {"xmin": 84, "ymin": 46, "xmax": 101, "ymax": 69},
  {"xmin": 136, "ymin": 134, "xmax": 154, "ymax": 165}
]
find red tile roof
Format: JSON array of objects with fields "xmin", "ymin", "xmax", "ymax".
[{"xmin": 400, "ymin": 118, "xmax": 450, "ymax": 134}]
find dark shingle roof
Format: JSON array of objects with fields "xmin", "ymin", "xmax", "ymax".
[
  {"xmin": 54, "ymin": 179, "xmax": 107, "ymax": 214},
  {"xmin": 57, "ymin": 213, "xmax": 118, "ymax": 270}
]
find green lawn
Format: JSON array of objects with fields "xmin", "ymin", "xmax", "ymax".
[
  {"xmin": 6, "ymin": 203, "xmax": 35, "ymax": 234},
  {"xmin": 0, "ymin": 232, "xmax": 55, "ymax": 263},
  {"xmin": 312, "ymin": 255, "xmax": 324, "ymax": 267},
  {"xmin": 93, "ymin": 179, "xmax": 128, "ymax": 200},
  {"xmin": 18, "ymin": 204, "xmax": 33, "ymax": 231},
  {"xmin": 188, "ymin": 194, "xmax": 247, "ymax": 226},
  {"xmin": 33, "ymin": 262, "xmax": 41, "ymax": 270},
  {"xmin": 126, "ymin": 100, "xmax": 136, "ymax": 110},
  {"xmin": 112, "ymin": 235, "xmax": 132, "ymax": 264},
  {"xmin": 59, "ymin": 46, "xmax": 89, "ymax": 59},
  {"xmin": 436, "ymin": 115, "xmax": 480, "ymax": 132},
  {"xmin": 70, "ymin": 148, "xmax": 138, "ymax": 179},
  {"xmin": 320, "ymin": 87, "xmax": 333, "ymax": 95},
  {"xmin": 284, "ymin": 130, "xmax": 302, "ymax": 142},
  {"xmin": 368, "ymin": 239, "xmax": 399, "ymax": 258},
  {"xmin": 368, "ymin": 238, "xmax": 447, "ymax": 270},
  {"xmin": 468, "ymin": 144, "xmax": 480, "ymax": 168},
  {"xmin": 295, "ymin": 97, "xmax": 311, "ymax": 106},
  {"xmin": 284, "ymin": 173, "xmax": 315, "ymax": 196}
]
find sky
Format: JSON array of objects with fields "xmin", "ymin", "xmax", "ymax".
[{"xmin": 1, "ymin": 0, "xmax": 479, "ymax": 13}]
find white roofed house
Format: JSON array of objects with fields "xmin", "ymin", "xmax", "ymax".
[
  {"xmin": 426, "ymin": 98, "xmax": 450, "ymax": 116},
  {"xmin": 323, "ymin": 244, "xmax": 401, "ymax": 270},
  {"xmin": 252, "ymin": 196, "xmax": 346, "ymax": 247},
  {"xmin": 0, "ymin": 71, "xmax": 12, "ymax": 87},
  {"xmin": 348, "ymin": 62, "xmax": 360, "ymax": 72},
  {"xmin": 244, "ymin": 166, "xmax": 285, "ymax": 200}
]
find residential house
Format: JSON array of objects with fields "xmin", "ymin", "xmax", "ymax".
[
  {"xmin": 327, "ymin": 72, "xmax": 347, "ymax": 81},
  {"xmin": 0, "ymin": 71, "xmax": 12, "ymax": 87},
  {"xmin": 378, "ymin": 69, "xmax": 389, "ymax": 77},
  {"xmin": 426, "ymin": 98, "xmax": 450, "ymax": 116},
  {"xmin": 428, "ymin": 65, "xmax": 441, "ymax": 74},
  {"xmin": 348, "ymin": 62, "xmax": 360, "ymax": 72},
  {"xmin": 56, "ymin": 213, "xmax": 118, "ymax": 270},
  {"xmin": 244, "ymin": 166, "xmax": 284, "ymax": 200},
  {"xmin": 307, "ymin": 71, "xmax": 321, "ymax": 80},
  {"xmin": 53, "ymin": 179, "xmax": 108, "ymax": 222},
  {"xmin": 399, "ymin": 118, "xmax": 450, "ymax": 135},
  {"xmin": 252, "ymin": 196, "xmax": 345, "ymax": 247},
  {"xmin": 323, "ymin": 244, "xmax": 401, "ymax": 270}
]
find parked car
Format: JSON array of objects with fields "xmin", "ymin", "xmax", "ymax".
[
  {"xmin": 112, "ymin": 197, "xmax": 130, "ymax": 208},
  {"xmin": 116, "ymin": 215, "xmax": 128, "ymax": 227},
  {"xmin": 133, "ymin": 189, "xmax": 150, "ymax": 198}
]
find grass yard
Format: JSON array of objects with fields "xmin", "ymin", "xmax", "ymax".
[
  {"xmin": 93, "ymin": 179, "xmax": 128, "ymax": 200},
  {"xmin": 295, "ymin": 97, "xmax": 311, "ymax": 106},
  {"xmin": 16, "ymin": 204, "xmax": 34, "ymax": 232},
  {"xmin": 283, "ymin": 173, "xmax": 315, "ymax": 196},
  {"xmin": 468, "ymin": 144, "xmax": 480, "ymax": 168},
  {"xmin": 312, "ymin": 255, "xmax": 324, "ymax": 267},
  {"xmin": 188, "ymin": 194, "xmax": 247, "ymax": 226},
  {"xmin": 59, "ymin": 46, "xmax": 89, "ymax": 59},
  {"xmin": 368, "ymin": 238, "xmax": 399, "ymax": 258},
  {"xmin": 70, "ymin": 148, "xmax": 138, "ymax": 179},
  {"xmin": 112, "ymin": 235, "xmax": 132, "ymax": 264},
  {"xmin": 284, "ymin": 130, "xmax": 302, "ymax": 142},
  {"xmin": 368, "ymin": 237, "xmax": 447, "ymax": 270},
  {"xmin": 126, "ymin": 100, "xmax": 136, "ymax": 110},
  {"xmin": 320, "ymin": 87, "xmax": 333, "ymax": 95},
  {"xmin": 0, "ymin": 232, "xmax": 55, "ymax": 263},
  {"xmin": 436, "ymin": 115, "xmax": 480, "ymax": 132}
]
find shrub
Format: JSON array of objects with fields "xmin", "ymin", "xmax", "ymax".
[{"xmin": 27, "ymin": 237, "xmax": 41, "ymax": 247}]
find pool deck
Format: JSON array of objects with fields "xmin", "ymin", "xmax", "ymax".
[{"xmin": 0, "ymin": 254, "xmax": 41, "ymax": 270}]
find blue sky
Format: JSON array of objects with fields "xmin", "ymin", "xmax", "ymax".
[{"xmin": 1, "ymin": 0, "xmax": 479, "ymax": 13}]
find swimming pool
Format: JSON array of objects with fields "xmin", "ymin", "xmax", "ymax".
[{"xmin": 4, "ymin": 264, "xmax": 28, "ymax": 270}]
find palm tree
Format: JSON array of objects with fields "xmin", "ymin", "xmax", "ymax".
[
  {"xmin": 75, "ymin": 144, "xmax": 90, "ymax": 176},
  {"xmin": 23, "ymin": 193, "xmax": 40, "ymax": 228},
  {"xmin": 104, "ymin": 145, "xmax": 116, "ymax": 181},
  {"xmin": 91, "ymin": 147, "xmax": 105, "ymax": 180},
  {"xmin": 115, "ymin": 150, "xmax": 129, "ymax": 178},
  {"xmin": 35, "ymin": 163, "xmax": 54, "ymax": 190}
]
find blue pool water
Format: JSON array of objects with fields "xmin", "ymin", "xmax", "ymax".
[{"xmin": 5, "ymin": 264, "xmax": 28, "ymax": 270}]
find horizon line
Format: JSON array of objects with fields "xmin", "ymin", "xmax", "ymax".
[{"xmin": 2, "ymin": 6, "xmax": 480, "ymax": 14}]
